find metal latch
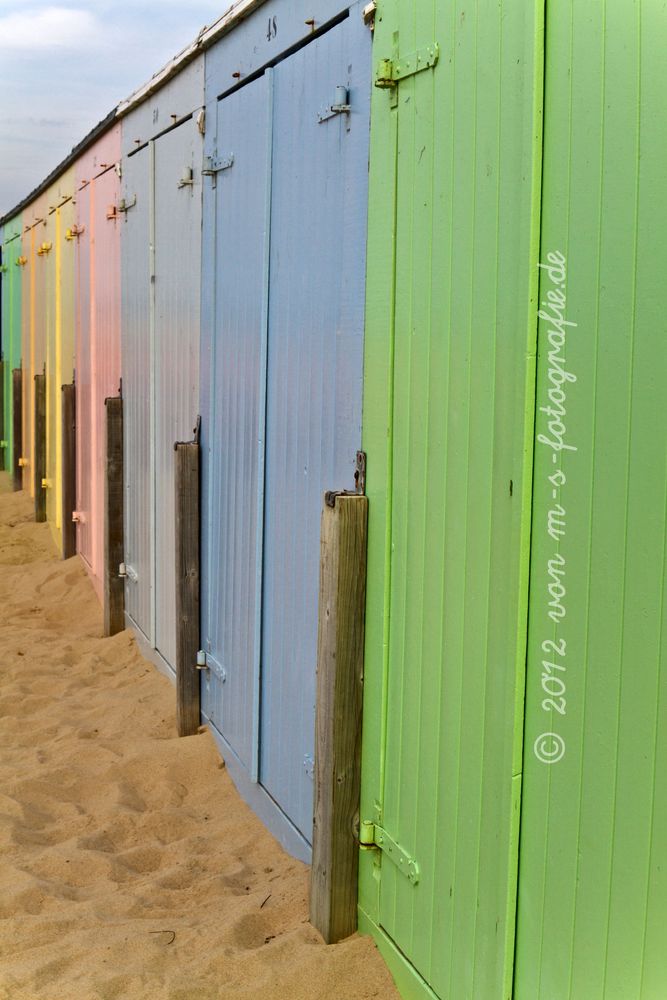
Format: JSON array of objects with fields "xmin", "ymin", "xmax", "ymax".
[
  {"xmin": 18, "ymin": 457, "xmax": 28, "ymax": 468},
  {"xmin": 41, "ymin": 478, "xmax": 52, "ymax": 490},
  {"xmin": 359, "ymin": 820, "xmax": 420, "ymax": 885},
  {"xmin": 317, "ymin": 86, "xmax": 351, "ymax": 123},
  {"xmin": 375, "ymin": 43, "xmax": 440, "ymax": 88},
  {"xmin": 196, "ymin": 649, "xmax": 208, "ymax": 670}
]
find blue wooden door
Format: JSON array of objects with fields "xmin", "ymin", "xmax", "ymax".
[
  {"xmin": 201, "ymin": 73, "xmax": 272, "ymax": 776},
  {"xmin": 202, "ymin": 11, "xmax": 370, "ymax": 851},
  {"xmin": 121, "ymin": 145, "xmax": 152, "ymax": 643},
  {"xmin": 259, "ymin": 17, "xmax": 370, "ymax": 841}
]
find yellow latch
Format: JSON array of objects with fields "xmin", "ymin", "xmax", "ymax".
[{"xmin": 36, "ymin": 242, "xmax": 52, "ymax": 256}]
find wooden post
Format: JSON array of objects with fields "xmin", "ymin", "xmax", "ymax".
[
  {"xmin": 104, "ymin": 395, "xmax": 124, "ymax": 636},
  {"xmin": 175, "ymin": 440, "xmax": 200, "ymax": 737},
  {"xmin": 11, "ymin": 368, "xmax": 22, "ymax": 492},
  {"xmin": 61, "ymin": 382, "xmax": 76, "ymax": 559},
  {"xmin": 34, "ymin": 371, "xmax": 46, "ymax": 522},
  {"xmin": 310, "ymin": 492, "xmax": 368, "ymax": 944}
]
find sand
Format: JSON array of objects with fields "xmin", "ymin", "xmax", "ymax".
[{"xmin": 0, "ymin": 473, "xmax": 399, "ymax": 1000}]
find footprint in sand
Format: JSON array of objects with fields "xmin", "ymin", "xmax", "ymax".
[
  {"xmin": 116, "ymin": 782, "xmax": 147, "ymax": 814},
  {"xmin": 110, "ymin": 845, "xmax": 164, "ymax": 882},
  {"xmin": 34, "ymin": 571, "xmax": 60, "ymax": 595},
  {"xmin": 221, "ymin": 863, "xmax": 255, "ymax": 897},
  {"xmin": 231, "ymin": 910, "xmax": 274, "ymax": 950}
]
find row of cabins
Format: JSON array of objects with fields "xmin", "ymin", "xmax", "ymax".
[{"xmin": 2, "ymin": 1, "xmax": 666, "ymax": 998}]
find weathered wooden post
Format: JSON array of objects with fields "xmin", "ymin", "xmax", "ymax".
[
  {"xmin": 11, "ymin": 368, "xmax": 22, "ymax": 491},
  {"xmin": 104, "ymin": 395, "xmax": 124, "ymax": 636},
  {"xmin": 34, "ymin": 370, "xmax": 46, "ymax": 522},
  {"xmin": 174, "ymin": 434, "xmax": 200, "ymax": 737},
  {"xmin": 61, "ymin": 381, "xmax": 76, "ymax": 558},
  {"xmin": 310, "ymin": 490, "xmax": 368, "ymax": 944}
]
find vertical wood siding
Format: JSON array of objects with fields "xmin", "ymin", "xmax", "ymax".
[
  {"xmin": 515, "ymin": 2, "xmax": 667, "ymax": 997},
  {"xmin": 358, "ymin": 1, "xmax": 543, "ymax": 997}
]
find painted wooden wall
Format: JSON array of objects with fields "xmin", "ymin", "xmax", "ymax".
[
  {"xmin": 74, "ymin": 127, "xmax": 121, "ymax": 598},
  {"xmin": 358, "ymin": 1, "xmax": 543, "ymax": 997}
]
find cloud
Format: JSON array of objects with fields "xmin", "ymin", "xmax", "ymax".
[{"xmin": 0, "ymin": 6, "xmax": 101, "ymax": 50}]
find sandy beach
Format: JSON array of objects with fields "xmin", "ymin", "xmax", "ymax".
[{"xmin": 0, "ymin": 473, "xmax": 399, "ymax": 1000}]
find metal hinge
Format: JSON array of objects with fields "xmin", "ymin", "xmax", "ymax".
[
  {"xmin": 118, "ymin": 562, "xmax": 138, "ymax": 582},
  {"xmin": 118, "ymin": 195, "xmax": 137, "ymax": 214},
  {"xmin": 197, "ymin": 649, "xmax": 227, "ymax": 683},
  {"xmin": 359, "ymin": 820, "xmax": 420, "ymax": 885},
  {"xmin": 362, "ymin": 2, "xmax": 376, "ymax": 30},
  {"xmin": 375, "ymin": 42, "xmax": 440, "ymax": 89},
  {"xmin": 202, "ymin": 153, "xmax": 234, "ymax": 188},
  {"xmin": 354, "ymin": 450, "xmax": 366, "ymax": 495},
  {"xmin": 177, "ymin": 166, "xmax": 194, "ymax": 189},
  {"xmin": 317, "ymin": 86, "xmax": 351, "ymax": 123}
]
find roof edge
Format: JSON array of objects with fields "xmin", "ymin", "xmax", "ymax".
[
  {"xmin": 115, "ymin": 0, "xmax": 267, "ymax": 116},
  {"xmin": 1, "ymin": 0, "xmax": 269, "ymax": 232},
  {"xmin": 0, "ymin": 107, "xmax": 118, "ymax": 230}
]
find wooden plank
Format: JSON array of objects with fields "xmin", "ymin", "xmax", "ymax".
[
  {"xmin": 103, "ymin": 395, "xmax": 124, "ymax": 636},
  {"xmin": 61, "ymin": 382, "xmax": 76, "ymax": 559},
  {"xmin": 175, "ymin": 440, "xmax": 200, "ymax": 737},
  {"xmin": 310, "ymin": 492, "xmax": 368, "ymax": 944},
  {"xmin": 34, "ymin": 371, "xmax": 46, "ymax": 522},
  {"xmin": 11, "ymin": 368, "xmax": 22, "ymax": 492}
]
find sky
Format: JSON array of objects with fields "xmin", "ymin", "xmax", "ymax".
[{"xmin": 0, "ymin": 0, "xmax": 227, "ymax": 217}]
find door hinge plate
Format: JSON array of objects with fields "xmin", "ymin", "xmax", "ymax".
[
  {"xmin": 360, "ymin": 820, "xmax": 420, "ymax": 884},
  {"xmin": 375, "ymin": 43, "xmax": 440, "ymax": 88},
  {"xmin": 202, "ymin": 154, "xmax": 234, "ymax": 175},
  {"xmin": 202, "ymin": 153, "xmax": 234, "ymax": 189},
  {"xmin": 118, "ymin": 195, "xmax": 137, "ymax": 214}
]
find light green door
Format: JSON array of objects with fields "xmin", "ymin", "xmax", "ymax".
[
  {"xmin": 515, "ymin": 1, "xmax": 667, "ymax": 997},
  {"xmin": 358, "ymin": 1, "xmax": 543, "ymax": 997},
  {"xmin": 1, "ymin": 218, "xmax": 23, "ymax": 473}
]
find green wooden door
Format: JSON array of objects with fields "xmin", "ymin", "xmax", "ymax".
[
  {"xmin": 1, "ymin": 218, "xmax": 22, "ymax": 474},
  {"xmin": 358, "ymin": 1, "xmax": 543, "ymax": 997},
  {"xmin": 514, "ymin": 1, "xmax": 667, "ymax": 997}
]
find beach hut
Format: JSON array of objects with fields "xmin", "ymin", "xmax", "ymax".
[
  {"xmin": 42, "ymin": 170, "xmax": 76, "ymax": 551},
  {"xmin": 198, "ymin": 0, "xmax": 372, "ymax": 860},
  {"xmin": 514, "ymin": 2, "xmax": 667, "ymax": 997},
  {"xmin": 119, "ymin": 59, "xmax": 204, "ymax": 676},
  {"xmin": 0, "ymin": 214, "xmax": 23, "ymax": 480},
  {"xmin": 73, "ymin": 126, "xmax": 122, "ymax": 599},
  {"xmin": 359, "ymin": 1, "xmax": 667, "ymax": 998},
  {"xmin": 20, "ymin": 193, "xmax": 50, "ymax": 501}
]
